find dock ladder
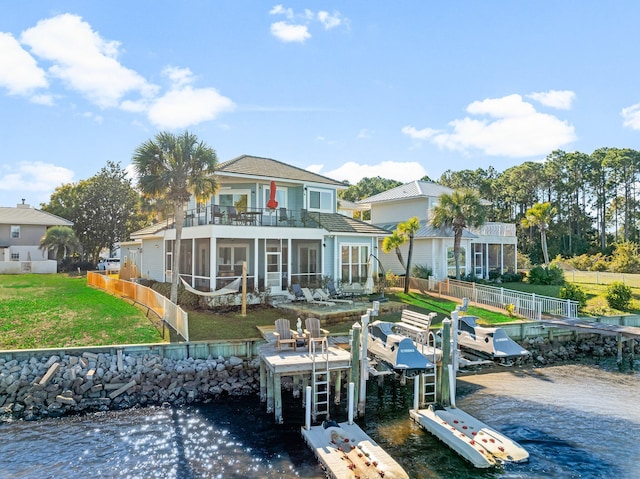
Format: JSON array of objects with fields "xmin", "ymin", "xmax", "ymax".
[
  {"xmin": 419, "ymin": 331, "xmax": 437, "ymax": 407},
  {"xmin": 310, "ymin": 337, "xmax": 330, "ymax": 420}
]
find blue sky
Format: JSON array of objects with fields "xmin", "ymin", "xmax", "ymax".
[{"xmin": 2, "ymin": 1, "xmax": 640, "ymax": 208}]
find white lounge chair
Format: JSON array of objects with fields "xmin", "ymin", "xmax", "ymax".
[
  {"xmin": 301, "ymin": 287, "xmax": 335, "ymax": 306},
  {"xmin": 315, "ymin": 288, "xmax": 353, "ymax": 304}
]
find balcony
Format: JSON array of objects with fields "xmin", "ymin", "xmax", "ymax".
[
  {"xmin": 469, "ymin": 222, "xmax": 516, "ymax": 237},
  {"xmin": 176, "ymin": 206, "xmax": 323, "ymax": 229}
]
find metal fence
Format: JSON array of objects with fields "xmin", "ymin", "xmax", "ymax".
[
  {"xmin": 87, "ymin": 272, "xmax": 189, "ymax": 341},
  {"xmin": 564, "ymin": 270, "xmax": 640, "ymax": 288},
  {"xmin": 398, "ymin": 276, "xmax": 578, "ymax": 320}
]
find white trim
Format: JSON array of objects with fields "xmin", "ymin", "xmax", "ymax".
[{"xmin": 307, "ymin": 187, "xmax": 333, "ymax": 213}]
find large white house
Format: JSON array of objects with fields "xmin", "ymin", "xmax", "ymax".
[
  {"xmin": 357, "ymin": 181, "xmax": 518, "ymax": 280},
  {"xmin": 125, "ymin": 155, "xmax": 390, "ymax": 293},
  {"xmin": 0, "ymin": 201, "xmax": 73, "ymax": 274}
]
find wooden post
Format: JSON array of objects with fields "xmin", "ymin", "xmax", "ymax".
[
  {"xmin": 617, "ymin": 334, "xmax": 623, "ymax": 365},
  {"xmin": 333, "ymin": 371, "xmax": 342, "ymax": 405},
  {"xmin": 302, "ymin": 375, "xmax": 309, "ymax": 407},
  {"xmin": 266, "ymin": 370, "xmax": 274, "ymax": 413},
  {"xmin": 358, "ymin": 314, "xmax": 370, "ymax": 416},
  {"xmin": 437, "ymin": 318, "xmax": 451, "ymax": 407},
  {"xmin": 630, "ymin": 339, "xmax": 636, "ymax": 369},
  {"xmin": 241, "ymin": 261, "xmax": 247, "ymax": 316},
  {"xmin": 350, "ymin": 323, "xmax": 361, "ymax": 418},
  {"xmin": 274, "ymin": 373, "xmax": 283, "ymax": 423},
  {"xmin": 259, "ymin": 360, "xmax": 266, "ymax": 402}
]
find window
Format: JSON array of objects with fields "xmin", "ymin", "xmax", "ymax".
[
  {"xmin": 218, "ymin": 244, "xmax": 248, "ymax": 277},
  {"xmin": 447, "ymin": 246, "xmax": 466, "ymax": 277},
  {"xmin": 299, "ymin": 244, "xmax": 319, "ymax": 274},
  {"xmin": 219, "ymin": 191, "xmax": 250, "ymax": 212},
  {"xmin": 264, "ymin": 186, "xmax": 287, "ymax": 209},
  {"xmin": 11, "ymin": 226, "xmax": 20, "ymax": 239},
  {"xmin": 10, "ymin": 252, "xmax": 19, "ymax": 261},
  {"xmin": 308, "ymin": 189, "xmax": 332, "ymax": 212},
  {"xmin": 165, "ymin": 241, "xmax": 173, "ymax": 271},
  {"xmin": 340, "ymin": 244, "xmax": 368, "ymax": 283}
]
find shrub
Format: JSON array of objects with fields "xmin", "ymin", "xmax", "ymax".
[
  {"xmin": 412, "ymin": 264, "xmax": 432, "ymax": 279},
  {"xmin": 559, "ymin": 283, "xmax": 587, "ymax": 310},
  {"xmin": 385, "ymin": 270, "xmax": 400, "ymax": 287},
  {"xmin": 605, "ymin": 281, "xmax": 632, "ymax": 311},
  {"xmin": 609, "ymin": 241, "xmax": 640, "ymax": 273},
  {"xmin": 527, "ymin": 265, "xmax": 565, "ymax": 285},
  {"xmin": 501, "ymin": 272, "xmax": 523, "ymax": 283}
]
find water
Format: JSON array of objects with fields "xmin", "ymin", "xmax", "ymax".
[{"xmin": 1, "ymin": 361, "xmax": 638, "ymax": 479}]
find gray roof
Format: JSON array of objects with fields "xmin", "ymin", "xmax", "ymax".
[
  {"xmin": 309, "ymin": 212, "xmax": 390, "ymax": 235},
  {"xmin": 357, "ymin": 181, "xmax": 455, "ymax": 204},
  {"xmin": 0, "ymin": 206, "xmax": 73, "ymax": 226},
  {"xmin": 377, "ymin": 220, "xmax": 478, "ymax": 239},
  {"xmin": 130, "ymin": 222, "xmax": 170, "ymax": 238},
  {"xmin": 217, "ymin": 155, "xmax": 346, "ymax": 187}
]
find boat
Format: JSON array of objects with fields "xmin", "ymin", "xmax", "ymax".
[
  {"xmin": 456, "ymin": 316, "xmax": 530, "ymax": 362},
  {"xmin": 367, "ymin": 320, "xmax": 435, "ymax": 377}
]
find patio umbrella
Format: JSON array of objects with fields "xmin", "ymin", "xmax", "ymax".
[{"xmin": 364, "ymin": 255, "xmax": 374, "ymax": 293}]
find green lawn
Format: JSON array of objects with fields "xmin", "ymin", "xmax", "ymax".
[{"xmin": 0, "ymin": 274, "xmax": 163, "ymax": 350}]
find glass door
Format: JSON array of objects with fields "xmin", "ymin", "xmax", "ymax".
[{"xmin": 266, "ymin": 251, "xmax": 282, "ymax": 293}]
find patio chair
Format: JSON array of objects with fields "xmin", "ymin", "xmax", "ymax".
[
  {"xmin": 304, "ymin": 317, "xmax": 329, "ymax": 352},
  {"xmin": 326, "ymin": 281, "xmax": 345, "ymax": 299},
  {"xmin": 315, "ymin": 288, "xmax": 353, "ymax": 304},
  {"xmin": 278, "ymin": 207, "xmax": 296, "ymax": 226},
  {"xmin": 273, "ymin": 318, "xmax": 297, "ymax": 350},
  {"xmin": 227, "ymin": 206, "xmax": 240, "ymax": 224},
  {"xmin": 302, "ymin": 287, "xmax": 335, "ymax": 306},
  {"xmin": 291, "ymin": 283, "xmax": 305, "ymax": 301},
  {"xmin": 212, "ymin": 205, "xmax": 224, "ymax": 224}
]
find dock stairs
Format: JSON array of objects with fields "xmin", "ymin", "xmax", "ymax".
[
  {"xmin": 419, "ymin": 365, "xmax": 437, "ymax": 407},
  {"xmin": 310, "ymin": 338, "xmax": 330, "ymax": 420}
]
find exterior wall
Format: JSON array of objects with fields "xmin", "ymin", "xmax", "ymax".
[
  {"xmin": 140, "ymin": 238, "xmax": 164, "ymax": 281},
  {"xmin": 370, "ymin": 199, "xmax": 426, "ymax": 224},
  {"xmin": 0, "ymin": 260, "xmax": 57, "ymax": 274},
  {"xmin": 334, "ymin": 234, "xmax": 378, "ymax": 284},
  {"xmin": 0, "ymin": 224, "xmax": 47, "ymax": 246}
]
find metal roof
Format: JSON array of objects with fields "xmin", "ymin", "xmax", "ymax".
[{"xmin": 357, "ymin": 181, "xmax": 455, "ymax": 204}]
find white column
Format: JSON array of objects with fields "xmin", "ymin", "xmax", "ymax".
[
  {"xmin": 501, "ymin": 243, "xmax": 504, "ymax": 275},
  {"xmin": 485, "ymin": 242, "xmax": 489, "ymax": 279},
  {"xmin": 287, "ymin": 238, "xmax": 292, "ymax": 287},
  {"xmin": 210, "ymin": 237, "xmax": 217, "ymax": 290},
  {"xmin": 254, "ymin": 237, "xmax": 259, "ymax": 290}
]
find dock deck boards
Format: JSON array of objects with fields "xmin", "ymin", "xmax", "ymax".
[{"xmin": 301, "ymin": 421, "xmax": 409, "ymax": 479}]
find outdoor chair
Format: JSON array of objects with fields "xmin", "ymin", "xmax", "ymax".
[
  {"xmin": 278, "ymin": 207, "xmax": 296, "ymax": 226},
  {"xmin": 302, "ymin": 287, "xmax": 335, "ymax": 306},
  {"xmin": 212, "ymin": 205, "xmax": 224, "ymax": 224},
  {"xmin": 227, "ymin": 206, "xmax": 240, "ymax": 224},
  {"xmin": 326, "ymin": 281, "xmax": 345, "ymax": 299},
  {"xmin": 273, "ymin": 318, "xmax": 297, "ymax": 350},
  {"xmin": 304, "ymin": 317, "xmax": 329, "ymax": 352},
  {"xmin": 291, "ymin": 283, "xmax": 305, "ymax": 301},
  {"xmin": 315, "ymin": 288, "xmax": 353, "ymax": 304}
]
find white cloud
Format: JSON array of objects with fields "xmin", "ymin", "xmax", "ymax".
[
  {"xmin": 318, "ymin": 161, "xmax": 427, "ymax": 184},
  {"xmin": 270, "ymin": 21, "xmax": 310, "ymax": 42},
  {"xmin": 317, "ymin": 11, "xmax": 342, "ymax": 29},
  {"xmin": 0, "ymin": 161, "xmax": 75, "ymax": 203},
  {"xmin": 357, "ymin": 128, "xmax": 374, "ymax": 139},
  {"xmin": 163, "ymin": 66, "xmax": 196, "ymax": 89},
  {"xmin": 403, "ymin": 94, "xmax": 576, "ymax": 157},
  {"xmin": 306, "ymin": 163, "xmax": 324, "ymax": 173},
  {"xmin": 20, "ymin": 13, "xmax": 158, "ymax": 108},
  {"xmin": 0, "ymin": 32, "xmax": 48, "ymax": 95},
  {"xmin": 268, "ymin": 6, "xmax": 346, "ymax": 42},
  {"xmin": 621, "ymin": 103, "xmax": 640, "ymax": 129},
  {"xmin": 528, "ymin": 90, "xmax": 576, "ymax": 110},
  {"xmin": 269, "ymin": 5, "xmax": 294, "ymax": 19},
  {"xmin": 147, "ymin": 86, "xmax": 235, "ymax": 129}
]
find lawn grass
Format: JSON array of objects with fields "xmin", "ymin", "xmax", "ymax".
[{"xmin": 0, "ymin": 274, "xmax": 163, "ymax": 350}]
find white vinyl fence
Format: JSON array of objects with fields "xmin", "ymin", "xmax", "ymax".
[{"xmin": 402, "ymin": 276, "xmax": 579, "ymax": 320}]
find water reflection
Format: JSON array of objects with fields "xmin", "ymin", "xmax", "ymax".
[{"xmin": 0, "ymin": 362, "xmax": 638, "ymax": 479}]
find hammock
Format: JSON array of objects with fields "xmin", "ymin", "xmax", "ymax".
[{"xmin": 180, "ymin": 276, "xmax": 242, "ymax": 297}]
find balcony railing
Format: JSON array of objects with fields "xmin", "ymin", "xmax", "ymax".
[
  {"xmin": 175, "ymin": 206, "xmax": 323, "ymax": 228},
  {"xmin": 469, "ymin": 222, "xmax": 516, "ymax": 237}
]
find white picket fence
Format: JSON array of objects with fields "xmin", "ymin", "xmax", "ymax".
[{"xmin": 399, "ymin": 276, "xmax": 579, "ymax": 320}]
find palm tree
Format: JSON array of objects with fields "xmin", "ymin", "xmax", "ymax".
[
  {"xmin": 132, "ymin": 131, "xmax": 218, "ymax": 304},
  {"xmin": 521, "ymin": 202, "xmax": 556, "ymax": 267},
  {"xmin": 381, "ymin": 216, "xmax": 421, "ymax": 293},
  {"xmin": 430, "ymin": 189, "xmax": 486, "ymax": 280},
  {"xmin": 39, "ymin": 226, "xmax": 80, "ymax": 261}
]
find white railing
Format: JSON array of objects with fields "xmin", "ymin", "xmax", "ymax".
[
  {"xmin": 468, "ymin": 222, "xmax": 516, "ymax": 237},
  {"xmin": 409, "ymin": 277, "xmax": 578, "ymax": 320}
]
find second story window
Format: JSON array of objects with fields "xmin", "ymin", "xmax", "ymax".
[
  {"xmin": 219, "ymin": 191, "xmax": 250, "ymax": 212},
  {"xmin": 11, "ymin": 226, "xmax": 20, "ymax": 238},
  {"xmin": 308, "ymin": 189, "xmax": 332, "ymax": 212}
]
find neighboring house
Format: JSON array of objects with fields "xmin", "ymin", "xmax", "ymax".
[
  {"xmin": 357, "ymin": 181, "xmax": 517, "ymax": 280},
  {"xmin": 127, "ymin": 155, "xmax": 390, "ymax": 293},
  {"xmin": 0, "ymin": 201, "xmax": 73, "ymax": 274}
]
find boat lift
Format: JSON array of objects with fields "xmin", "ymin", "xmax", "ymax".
[{"xmin": 409, "ymin": 311, "xmax": 530, "ymax": 468}]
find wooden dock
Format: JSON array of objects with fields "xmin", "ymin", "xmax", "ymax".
[
  {"xmin": 258, "ymin": 340, "xmax": 352, "ymax": 423},
  {"xmin": 541, "ymin": 317, "xmax": 640, "ymax": 339},
  {"xmin": 301, "ymin": 421, "xmax": 409, "ymax": 479}
]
